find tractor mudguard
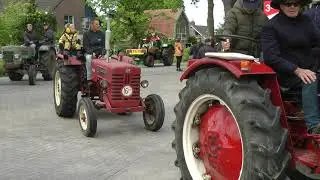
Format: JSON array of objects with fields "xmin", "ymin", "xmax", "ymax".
[{"xmin": 180, "ymin": 58, "xmax": 276, "ymax": 81}]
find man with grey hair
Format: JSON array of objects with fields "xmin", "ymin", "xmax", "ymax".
[{"xmin": 197, "ymin": 38, "xmax": 217, "ymax": 58}]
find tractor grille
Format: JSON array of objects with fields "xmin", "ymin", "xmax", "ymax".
[
  {"xmin": 111, "ymin": 73, "xmax": 141, "ymax": 100},
  {"xmin": 3, "ymin": 51, "xmax": 13, "ymax": 63}
]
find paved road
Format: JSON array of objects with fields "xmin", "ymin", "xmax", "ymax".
[{"xmin": 0, "ymin": 64, "xmax": 186, "ymax": 180}]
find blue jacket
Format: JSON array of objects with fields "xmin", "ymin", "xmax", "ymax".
[
  {"xmin": 261, "ymin": 12, "xmax": 320, "ymax": 86},
  {"xmin": 304, "ymin": 4, "xmax": 320, "ymax": 30}
]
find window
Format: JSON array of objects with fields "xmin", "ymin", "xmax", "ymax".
[
  {"xmin": 81, "ymin": 17, "xmax": 90, "ymax": 30},
  {"xmin": 64, "ymin": 15, "xmax": 74, "ymax": 25}
]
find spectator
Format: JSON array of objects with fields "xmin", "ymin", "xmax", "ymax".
[
  {"xmin": 197, "ymin": 38, "xmax": 217, "ymax": 58},
  {"xmin": 175, "ymin": 38, "xmax": 183, "ymax": 71}
]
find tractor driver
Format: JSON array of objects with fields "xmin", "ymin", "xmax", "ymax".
[
  {"xmin": 261, "ymin": 0, "xmax": 320, "ymax": 134},
  {"xmin": 221, "ymin": 0, "xmax": 268, "ymax": 57},
  {"xmin": 83, "ymin": 18, "xmax": 105, "ymax": 82}
]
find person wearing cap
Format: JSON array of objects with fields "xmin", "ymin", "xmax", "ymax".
[
  {"xmin": 261, "ymin": 0, "xmax": 320, "ymax": 134},
  {"xmin": 40, "ymin": 22, "xmax": 55, "ymax": 45},
  {"xmin": 197, "ymin": 38, "xmax": 217, "ymax": 59},
  {"xmin": 221, "ymin": 0, "xmax": 268, "ymax": 56}
]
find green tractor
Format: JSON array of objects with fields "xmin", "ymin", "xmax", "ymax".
[
  {"xmin": 141, "ymin": 36, "xmax": 174, "ymax": 67},
  {"xmin": 0, "ymin": 43, "xmax": 56, "ymax": 85}
]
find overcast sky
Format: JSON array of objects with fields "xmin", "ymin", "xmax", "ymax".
[{"xmin": 184, "ymin": 0, "xmax": 225, "ymax": 29}]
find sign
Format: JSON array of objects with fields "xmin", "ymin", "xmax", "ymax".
[
  {"xmin": 264, "ymin": 0, "xmax": 279, "ymax": 19},
  {"xmin": 126, "ymin": 49, "xmax": 147, "ymax": 55}
]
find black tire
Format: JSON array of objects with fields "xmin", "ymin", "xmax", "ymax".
[
  {"xmin": 117, "ymin": 112, "xmax": 133, "ymax": 116},
  {"xmin": 143, "ymin": 94, "xmax": 165, "ymax": 131},
  {"xmin": 53, "ymin": 64, "xmax": 79, "ymax": 117},
  {"xmin": 28, "ymin": 65, "xmax": 36, "ymax": 85},
  {"xmin": 78, "ymin": 97, "xmax": 97, "ymax": 137},
  {"xmin": 41, "ymin": 49, "xmax": 56, "ymax": 81},
  {"xmin": 172, "ymin": 67, "xmax": 291, "ymax": 180},
  {"xmin": 288, "ymin": 163, "xmax": 320, "ymax": 180},
  {"xmin": 162, "ymin": 48, "xmax": 174, "ymax": 66},
  {"xmin": 8, "ymin": 72, "xmax": 23, "ymax": 81},
  {"xmin": 144, "ymin": 55, "xmax": 155, "ymax": 67}
]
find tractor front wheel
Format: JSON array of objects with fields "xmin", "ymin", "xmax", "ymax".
[
  {"xmin": 8, "ymin": 72, "xmax": 23, "ymax": 81},
  {"xmin": 78, "ymin": 97, "xmax": 97, "ymax": 137},
  {"xmin": 53, "ymin": 64, "xmax": 79, "ymax": 117},
  {"xmin": 172, "ymin": 67, "xmax": 291, "ymax": 180},
  {"xmin": 143, "ymin": 94, "xmax": 165, "ymax": 131},
  {"xmin": 28, "ymin": 65, "xmax": 36, "ymax": 85}
]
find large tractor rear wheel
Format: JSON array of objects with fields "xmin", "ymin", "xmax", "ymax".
[
  {"xmin": 8, "ymin": 72, "xmax": 23, "ymax": 81},
  {"xmin": 53, "ymin": 64, "xmax": 79, "ymax": 117},
  {"xmin": 42, "ymin": 49, "xmax": 56, "ymax": 81},
  {"xmin": 172, "ymin": 67, "xmax": 291, "ymax": 180}
]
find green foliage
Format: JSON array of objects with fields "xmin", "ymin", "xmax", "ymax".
[
  {"xmin": 87, "ymin": 0, "xmax": 183, "ymax": 47},
  {"xmin": 187, "ymin": 36, "xmax": 198, "ymax": 44},
  {"xmin": 0, "ymin": 1, "xmax": 57, "ymax": 46},
  {"xmin": 215, "ymin": 22, "xmax": 225, "ymax": 35},
  {"xmin": 0, "ymin": 60, "xmax": 5, "ymax": 76},
  {"xmin": 183, "ymin": 47, "xmax": 190, "ymax": 62}
]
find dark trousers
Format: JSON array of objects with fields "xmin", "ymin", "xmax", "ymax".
[{"xmin": 176, "ymin": 56, "xmax": 182, "ymax": 69}]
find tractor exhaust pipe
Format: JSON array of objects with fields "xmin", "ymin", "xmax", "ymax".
[{"xmin": 105, "ymin": 17, "xmax": 111, "ymax": 62}]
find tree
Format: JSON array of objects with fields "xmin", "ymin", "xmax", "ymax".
[
  {"xmin": 87, "ymin": 0, "xmax": 184, "ymax": 47},
  {"xmin": 191, "ymin": 0, "xmax": 214, "ymax": 38},
  {"xmin": 0, "ymin": 1, "xmax": 56, "ymax": 45}
]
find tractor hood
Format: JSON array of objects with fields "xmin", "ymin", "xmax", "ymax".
[
  {"xmin": 92, "ymin": 58, "xmax": 141, "ymax": 77},
  {"xmin": 2, "ymin": 45, "xmax": 35, "ymax": 58}
]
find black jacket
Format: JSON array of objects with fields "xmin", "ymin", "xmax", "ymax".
[
  {"xmin": 83, "ymin": 30, "xmax": 105, "ymax": 55},
  {"xmin": 42, "ymin": 28, "xmax": 55, "ymax": 45},
  {"xmin": 197, "ymin": 45, "xmax": 217, "ymax": 59},
  {"xmin": 23, "ymin": 30, "xmax": 37, "ymax": 45},
  {"xmin": 261, "ymin": 12, "xmax": 320, "ymax": 87}
]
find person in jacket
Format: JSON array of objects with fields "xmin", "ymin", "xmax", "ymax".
[
  {"xmin": 197, "ymin": 38, "xmax": 217, "ymax": 58},
  {"xmin": 261, "ymin": 0, "xmax": 320, "ymax": 134},
  {"xmin": 175, "ymin": 38, "xmax": 183, "ymax": 71},
  {"xmin": 221, "ymin": 0, "xmax": 268, "ymax": 56},
  {"xmin": 41, "ymin": 22, "xmax": 55, "ymax": 45},
  {"xmin": 58, "ymin": 23, "xmax": 81, "ymax": 55},
  {"xmin": 190, "ymin": 39, "xmax": 204, "ymax": 59},
  {"xmin": 83, "ymin": 18, "xmax": 105, "ymax": 81},
  {"xmin": 23, "ymin": 24, "xmax": 37, "ymax": 48},
  {"xmin": 304, "ymin": 0, "xmax": 320, "ymax": 30}
]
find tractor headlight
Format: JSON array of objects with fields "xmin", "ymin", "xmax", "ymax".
[
  {"xmin": 140, "ymin": 80, "xmax": 149, "ymax": 88},
  {"xmin": 0, "ymin": 54, "xmax": 3, "ymax": 59},
  {"xmin": 99, "ymin": 80, "xmax": 108, "ymax": 89},
  {"xmin": 14, "ymin": 54, "xmax": 20, "ymax": 59}
]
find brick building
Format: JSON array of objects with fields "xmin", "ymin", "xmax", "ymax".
[
  {"xmin": 35, "ymin": 0, "xmax": 97, "ymax": 33},
  {"xmin": 144, "ymin": 8, "xmax": 190, "ymax": 44}
]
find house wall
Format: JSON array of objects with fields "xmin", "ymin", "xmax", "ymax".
[
  {"xmin": 55, "ymin": 0, "xmax": 85, "ymax": 32},
  {"xmin": 175, "ymin": 12, "xmax": 189, "ymax": 44}
]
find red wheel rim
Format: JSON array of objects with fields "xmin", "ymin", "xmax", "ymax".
[{"xmin": 199, "ymin": 105, "xmax": 243, "ymax": 180}]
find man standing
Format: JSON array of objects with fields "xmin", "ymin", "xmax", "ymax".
[
  {"xmin": 175, "ymin": 38, "xmax": 183, "ymax": 71},
  {"xmin": 197, "ymin": 38, "xmax": 217, "ymax": 58},
  {"xmin": 83, "ymin": 18, "xmax": 105, "ymax": 82}
]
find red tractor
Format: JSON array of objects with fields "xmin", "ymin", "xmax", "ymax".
[
  {"xmin": 53, "ymin": 17, "xmax": 165, "ymax": 137},
  {"xmin": 172, "ymin": 35, "xmax": 320, "ymax": 180}
]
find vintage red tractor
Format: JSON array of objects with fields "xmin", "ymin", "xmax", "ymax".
[
  {"xmin": 172, "ymin": 35, "xmax": 320, "ymax": 180},
  {"xmin": 53, "ymin": 17, "xmax": 165, "ymax": 137}
]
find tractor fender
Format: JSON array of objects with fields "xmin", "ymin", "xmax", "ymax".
[{"xmin": 180, "ymin": 58, "xmax": 276, "ymax": 81}]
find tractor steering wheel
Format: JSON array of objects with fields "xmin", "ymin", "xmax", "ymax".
[{"xmin": 214, "ymin": 34, "xmax": 261, "ymax": 58}]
